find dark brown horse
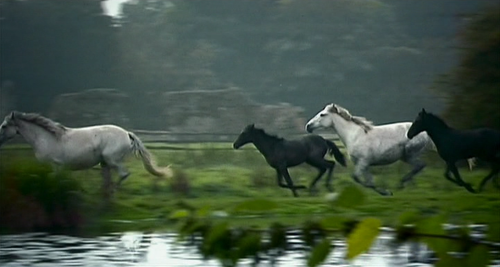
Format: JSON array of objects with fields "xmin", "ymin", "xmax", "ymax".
[
  {"xmin": 407, "ymin": 109, "xmax": 500, "ymax": 193},
  {"xmin": 233, "ymin": 124, "xmax": 346, "ymax": 197}
]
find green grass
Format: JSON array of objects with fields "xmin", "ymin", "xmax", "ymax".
[{"xmin": 1, "ymin": 142, "xmax": 499, "ymax": 235}]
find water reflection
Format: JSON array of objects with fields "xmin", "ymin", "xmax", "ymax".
[{"xmin": 0, "ymin": 229, "xmax": 498, "ymax": 267}]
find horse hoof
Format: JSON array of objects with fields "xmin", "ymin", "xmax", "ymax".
[{"xmin": 464, "ymin": 184, "xmax": 477, "ymax": 193}]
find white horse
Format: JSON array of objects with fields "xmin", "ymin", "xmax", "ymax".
[
  {"xmin": 0, "ymin": 111, "xmax": 171, "ymax": 198},
  {"xmin": 305, "ymin": 103, "xmax": 434, "ymax": 196}
]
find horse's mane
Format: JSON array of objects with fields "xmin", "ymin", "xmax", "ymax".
[
  {"xmin": 327, "ymin": 104, "xmax": 374, "ymax": 132},
  {"xmin": 13, "ymin": 111, "xmax": 67, "ymax": 138},
  {"xmin": 425, "ymin": 112, "xmax": 450, "ymax": 129},
  {"xmin": 254, "ymin": 127, "xmax": 284, "ymax": 142}
]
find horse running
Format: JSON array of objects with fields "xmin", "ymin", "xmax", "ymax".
[
  {"xmin": 407, "ymin": 109, "xmax": 500, "ymax": 193},
  {"xmin": 233, "ymin": 124, "xmax": 346, "ymax": 197},
  {"xmin": 0, "ymin": 111, "xmax": 171, "ymax": 198},
  {"xmin": 305, "ymin": 103, "xmax": 436, "ymax": 196}
]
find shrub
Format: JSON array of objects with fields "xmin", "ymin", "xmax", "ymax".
[
  {"xmin": 0, "ymin": 159, "xmax": 84, "ymax": 232},
  {"xmin": 169, "ymin": 168, "xmax": 191, "ymax": 196}
]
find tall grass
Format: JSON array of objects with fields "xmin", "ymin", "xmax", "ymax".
[{"xmin": 0, "ymin": 143, "xmax": 498, "ymax": 234}]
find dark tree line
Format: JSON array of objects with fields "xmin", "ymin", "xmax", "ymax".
[
  {"xmin": 0, "ymin": 0, "xmax": 118, "ymax": 112},
  {"xmin": 0, "ymin": 0, "xmax": 498, "ymax": 126},
  {"xmin": 433, "ymin": 4, "xmax": 500, "ymax": 130}
]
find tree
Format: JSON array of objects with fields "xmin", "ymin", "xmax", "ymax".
[
  {"xmin": 433, "ymin": 4, "xmax": 500, "ymax": 130},
  {"xmin": 0, "ymin": 0, "xmax": 118, "ymax": 112}
]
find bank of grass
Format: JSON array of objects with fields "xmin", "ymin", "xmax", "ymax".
[{"xmin": 0, "ymin": 143, "xmax": 499, "ymax": 234}]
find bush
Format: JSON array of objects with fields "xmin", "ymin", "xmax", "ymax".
[
  {"xmin": 0, "ymin": 159, "xmax": 84, "ymax": 232},
  {"xmin": 169, "ymin": 168, "xmax": 192, "ymax": 196}
]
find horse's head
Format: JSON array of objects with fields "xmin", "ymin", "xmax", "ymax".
[
  {"xmin": 233, "ymin": 124, "xmax": 256, "ymax": 149},
  {"xmin": 305, "ymin": 104, "xmax": 338, "ymax": 133},
  {"xmin": 0, "ymin": 111, "xmax": 20, "ymax": 147},
  {"xmin": 407, "ymin": 108, "xmax": 429, "ymax": 139}
]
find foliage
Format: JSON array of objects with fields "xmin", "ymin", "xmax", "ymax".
[
  {"xmin": 1, "ymin": 145, "xmax": 499, "ymax": 265},
  {"xmin": 172, "ymin": 185, "xmax": 499, "ymax": 267},
  {"xmin": 432, "ymin": 4, "xmax": 500, "ymax": 129},
  {"xmin": 0, "ymin": 159, "xmax": 84, "ymax": 232},
  {"xmin": 0, "ymin": 0, "xmax": 117, "ymax": 111}
]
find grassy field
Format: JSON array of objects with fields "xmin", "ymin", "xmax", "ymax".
[{"xmin": 1, "ymin": 142, "xmax": 499, "ymax": 235}]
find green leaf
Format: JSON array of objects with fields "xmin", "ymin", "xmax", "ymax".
[
  {"xmin": 435, "ymin": 254, "xmax": 467, "ymax": 267},
  {"xmin": 398, "ymin": 210, "xmax": 420, "ymax": 225},
  {"xmin": 415, "ymin": 215, "xmax": 449, "ymax": 256},
  {"xmin": 487, "ymin": 223, "xmax": 500, "ymax": 242},
  {"xmin": 320, "ymin": 215, "xmax": 346, "ymax": 230},
  {"xmin": 196, "ymin": 205, "xmax": 211, "ymax": 218},
  {"xmin": 346, "ymin": 217, "xmax": 381, "ymax": 260},
  {"xmin": 333, "ymin": 185, "xmax": 366, "ymax": 209},
  {"xmin": 236, "ymin": 232, "xmax": 262, "ymax": 259},
  {"xmin": 232, "ymin": 198, "xmax": 278, "ymax": 212},
  {"xmin": 466, "ymin": 245, "xmax": 490, "ymax": 267},
  {"xmin": 169, "ymin": 209, "xmax": 190, "ymax": 220},
  {"xmin": 205, "ymin": 222, "xmax": 230, "ymax": 246},
  {"xmin": 307, "ymin": 238, "xmax": 332, "ymax": 267}
]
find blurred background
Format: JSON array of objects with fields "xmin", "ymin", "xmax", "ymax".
[{"xmin": 1, "ymin": 0, "xmax": 499, "ymax": 134}]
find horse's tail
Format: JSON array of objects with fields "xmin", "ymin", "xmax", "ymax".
[
  {"xmin": 128, "ymin": 132, "xmax": 172, "ymax": 178},
  {"xmin": 424, "ymin": 132, "xmax": 476, "ymax": 171},
  {"xmin": 325, "ymin": 140, "xmax": 347, "ymax": 167}
]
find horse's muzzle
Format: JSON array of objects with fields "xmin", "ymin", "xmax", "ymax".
[{"xmin": 305, "ymin": 124, "xmax": 314, "ymax": 133}]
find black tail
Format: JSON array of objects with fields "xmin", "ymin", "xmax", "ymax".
[{"xmin": 325, "ymin": 140, "xmax": 347, "ymax": 167}]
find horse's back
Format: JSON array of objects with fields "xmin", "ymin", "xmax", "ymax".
[
  {"xmin": 66, "ymin": 125, "xmax": 131, "ymax": 151},
  {"xmin": 469, "ymin": 128, "xmax": 500, "ymax": 159}
]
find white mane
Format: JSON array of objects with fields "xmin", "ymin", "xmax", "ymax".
[
  {"xmin": 13, "ymin": 111, "xmax": 67, "ymax": 138},
  {"xmin": 327, "ymin": 104, "xmax": 374, "ymax": 132}
]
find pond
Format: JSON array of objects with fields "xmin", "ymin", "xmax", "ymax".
[{"xmin": 3, "ymin": 226, "xmax": 498, "ymax": 267}]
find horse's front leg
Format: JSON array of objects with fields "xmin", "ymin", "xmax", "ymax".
[
  {"xmin": 275, "ymin": 170, "xmax": 289, "ymax": 188},
  {"xmin": 448, "ymin": 163, "xmax": 476, "ymax": 193},
  {"xmin": 352, "ymin": 161, "xmax": 368, "ymax": 185},
  {"xmin": 280, "ymin": 167, "xmax": 306, "ymax": 197},
  {"xmin": 444, "ymin": 163, "xmax": 462, "ymax": 186},
  {"xmin": 363, "ymin": 171, "xmax": 392, "ymax": 196}
]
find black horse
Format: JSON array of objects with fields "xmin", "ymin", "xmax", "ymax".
[
  {"xmin": 407, "ymin": 109, "xmax": 500, "ymax": 193},
  {"xmin": 233, "ymin": 124, "xmax": 347, "ymax": 197}
]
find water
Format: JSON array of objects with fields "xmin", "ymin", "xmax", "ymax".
[{"xmin": 0, "ymin": 228, "xmax": 498, "ymax": 267}]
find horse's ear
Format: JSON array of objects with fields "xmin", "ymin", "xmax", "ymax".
[
  {"xmin": 421, "ymin": 108, "xmax": 427, "ymax": 114},
  {"xmin": 250, "ymin": 123, "xmax": 255, "ymax": 129}
]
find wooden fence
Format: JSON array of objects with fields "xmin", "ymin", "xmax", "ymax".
[{"xmin": 2, "ymin": 130, "xmax": 341, "ymax": 151}]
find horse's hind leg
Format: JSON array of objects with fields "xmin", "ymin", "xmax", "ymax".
[
  {"xmin": 448, "ymin": 163, "xmax": 476, "ymax": 193},
  {"xmin": 115, "ymin": 163, "xmax": 130, "ymax": 188},
  {"xmin": 398, "ymin": 158, "xmax": 426, "ymax": 189},
  {"xmin": 100, "ymin": 163, "xmax": 113, "ymax": 200},
  {"xmin": 307, "ymin": 159, "xmax": 336, "ymax": 194},
  {"xmin": 103, "ymin": 156, "xmax": 130, "ymax": 188},
  {"xmin": 478, "ymin": 164, "xmax": 500, "ymax": 192}
]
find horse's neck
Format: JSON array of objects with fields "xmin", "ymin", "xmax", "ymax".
[
  {"xmin": 332, "ymin": 116, "xmax": 364, "ymax": 148},
  {"xmin": 17, "ymin": 120, "xmax": 60, "ymax": 150},
  {"xmin": 252, "ymin": 134, "xmax": 279, "ymax": 158},
  {"xmin": 425, "ymin": 119, "xmax": 451, "ymax": 144}
]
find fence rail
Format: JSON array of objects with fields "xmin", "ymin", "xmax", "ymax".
[{"xmin": 2, "ymin": 130, "xmax": 341, "ymax": 151}]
